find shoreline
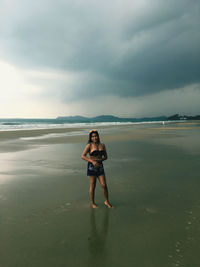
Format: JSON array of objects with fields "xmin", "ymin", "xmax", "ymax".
[{"xmin": 0, "ymin": 121, "xmax": 200, "ymax": 153}]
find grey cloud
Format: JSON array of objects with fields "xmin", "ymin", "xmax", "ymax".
[{"xmin": 0, "ymin": 0, "xmax": 200, "ymax": 101}]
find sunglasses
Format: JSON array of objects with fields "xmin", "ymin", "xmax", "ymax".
[{"xmin": 89, "ymin": 129, "xmax": 97, "ymax": 133}]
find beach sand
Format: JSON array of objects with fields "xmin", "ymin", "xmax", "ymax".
[{"xmin": 0, "ymin": 121, "xmax": 200, "ymax": 267}]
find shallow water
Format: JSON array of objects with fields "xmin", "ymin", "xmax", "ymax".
[{"xmin": 0, "ymin": 127, "xmax": 200, "ymax": 267}]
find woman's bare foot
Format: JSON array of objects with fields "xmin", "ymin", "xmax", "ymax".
[
  {"xmin": 91, "ymin": 203, "xmax": 98, "ymax": 208},
  {"xmin": 104, "ymin": 201, "xmax": 113, "ymax": 208}
]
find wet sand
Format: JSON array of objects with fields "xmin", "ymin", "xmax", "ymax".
[{"xmin": 0, "ymin": 121, "xmax": 200, "ymax": 267}]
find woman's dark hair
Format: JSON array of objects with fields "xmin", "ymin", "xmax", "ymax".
[{"xmin": 88, "ymin": 130, "xmax": 100, "ymax": 143}]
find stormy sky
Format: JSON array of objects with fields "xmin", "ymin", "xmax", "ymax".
[{"xmin": 0, "ymin": 0, "xmax": 200, "ymax": 118}]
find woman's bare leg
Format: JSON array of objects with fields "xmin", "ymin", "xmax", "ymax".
[
  {"xmin": 98, "ymin": 175, "xmax": 112, "ymax": 208},
  {"xmin": 89, "ymin": 176, "xmax": 98, "ymax": 208}
]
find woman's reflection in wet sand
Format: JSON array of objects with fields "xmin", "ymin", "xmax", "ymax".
[{"xmin": 88, "ymin": 208, "xmax": 110, "ymax": 266}]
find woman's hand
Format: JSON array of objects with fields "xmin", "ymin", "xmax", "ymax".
[{"xmin": 91, "ymin": 160, "xmax": 100, "ymax": 166}]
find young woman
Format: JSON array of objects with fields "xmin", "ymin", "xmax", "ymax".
[{"xmin": 81, "ymin": 130, "xmax": 112, "ymax": 208}]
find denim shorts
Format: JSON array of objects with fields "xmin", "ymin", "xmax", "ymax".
[{"xmin": 87, "ymin": 162, "xmax": 105, "ymax": 177}]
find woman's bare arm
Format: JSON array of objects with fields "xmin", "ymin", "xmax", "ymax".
[
  {"xmin": 102, "ymin": 144, "xmax": 108, "ymax": 161},
  {"xmin": 81, "ymin": 144, "xmax": 92, "ymax": 162},
  {"xmin": 81, "ymin": 144, "xmax": 98, "ymax": 166}
]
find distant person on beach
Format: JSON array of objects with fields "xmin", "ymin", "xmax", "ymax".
[{"xmin": 81, "ymin": 129, "xmax": 112, "ymax": 209}]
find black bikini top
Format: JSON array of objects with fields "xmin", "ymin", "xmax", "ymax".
[{"xmin": 89, "ymin": 143, "xmax": 105, "ymax": 156}]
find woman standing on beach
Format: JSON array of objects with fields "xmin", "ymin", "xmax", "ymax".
[{"xmin": 81, "ymin": 130, "xmax": 112, "ymax": 209}]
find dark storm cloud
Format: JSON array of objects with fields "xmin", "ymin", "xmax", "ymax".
[{"xmin": 0, "ymin": 0, "xmax": 200, "ymax": 101}]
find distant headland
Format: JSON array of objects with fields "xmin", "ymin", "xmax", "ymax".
[{"xmin": 56, "ymin": 114, "xmax": 200, "ymax": 123}]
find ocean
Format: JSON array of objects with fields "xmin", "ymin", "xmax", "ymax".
[{"xmin": 0, "ymin": 118, "xmax": 179, "ymax": 131}]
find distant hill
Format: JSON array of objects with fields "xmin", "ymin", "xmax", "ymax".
[
  {"xmin": 56, "ymin": 114, "xmax": 200, "ymax": 123},
  {"xmin": 56, "ymin": 115, "xmax": 167, "ymax": 123}
]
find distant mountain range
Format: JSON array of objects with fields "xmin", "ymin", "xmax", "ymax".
[
  {"xmin": 56, "ymin": 114, "xmax": 200, "ymax": 123},
  {"xmin": 56, "ymin": 115, "xmax": 167, "ymax": 122}
]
